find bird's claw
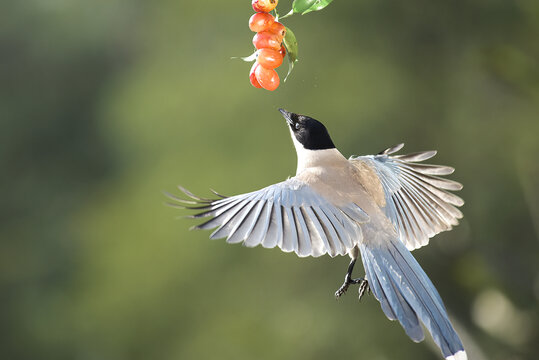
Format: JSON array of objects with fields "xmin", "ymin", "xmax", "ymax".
[
  {"xmin": 335, "ymin": 275, "xmax": 368, "ymax": 299},
  {"xmin": 358, "ymin": 279, "xmax": 370, "ymax": 301},
  {"xmin": 335, "ymin": 282, "xmax": 350, "ymax": 298}
]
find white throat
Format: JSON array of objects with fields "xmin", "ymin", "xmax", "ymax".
[{"xmin": 290, "ymin": 128, "xmax": 347, "ymax": 174}]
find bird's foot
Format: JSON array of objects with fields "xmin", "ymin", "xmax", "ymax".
[
  {"xmin": 358, "ymin": 279, "xmax": 371, "ymax": 301},
  {"xmin": 335, "ymin": 274, "xmax": 366, "ymax": 299},
  {"xmin": 334, "ymin": 281, "xmax": 350, "ymax": 298}
]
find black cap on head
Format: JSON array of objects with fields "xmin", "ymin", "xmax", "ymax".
[{"xmin": 278, "ymin": 108, "xmax": 336, "ymax": 150}]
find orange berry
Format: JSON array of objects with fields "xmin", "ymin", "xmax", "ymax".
[
  {"xmin": 255, "ymin": 65, "xmax": 280, "ymax": 91},
  {"xmin": 249, "ymin": 63, "xmax": 262, "ymax": 88},
  {"xmin": 248, "ymin": 12, "xmax": 274, "ymax": 32},
  {"xmin": 279, "ymin": 44, "xmax": 286, "ymax": 58},
  {"xmin": 269, "ymin": 21, "xmax": 286, "ymax": 40},
  {"xmin": 252, "ymin": 31, "xmax": 281, "ymax": 51},
  {"xmin": 256, "ymin": 48, "xmax": 283, "ymax": 69},
  {"xmin": 252, "ymin": 0, "xmax": 278, "ymax": 13}
]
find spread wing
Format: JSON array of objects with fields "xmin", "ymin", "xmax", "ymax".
[
  {"xmin": 353, "ymin": 144, "xmax": 464, "ymax": 251},
  {"xmin": 166, "ymin": 178, "xmax": 369, "ymax": 258}
]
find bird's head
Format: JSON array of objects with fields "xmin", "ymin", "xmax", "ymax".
[{"xmin": 278, "ymin": 108, "xmax": 336, "ymax": 151}]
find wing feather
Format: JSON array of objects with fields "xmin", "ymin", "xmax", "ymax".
[
  {"xmin": 353, "ymin": 145, "xmax": 464, "ymax": 250},
  {"xmin": 320, "ymin": 206, "xmax": 353, "ymax": 250},
  {"xmin": 244, "ymin": 202, "xmax": 270, "ymax": 247},
  {"xmin": 393, "ymin": 150, "xmax": 437, "ymax": 162},
  {"xmin": 169, "ymin": 178, "xmax": 367, "ymax": 257},
  {"xmin": 312, "ymin": 206, "xmax": 342, "ymax": 256},
  {"xmin": 293, "ymin": 207, "xmax": 312, "ymax": 257},
  {"xmin": 401, "ymin": 163, "xmax": 455, "ymax": 176},
  {"xmin": 302, "ymin": 206, "xmax": 331, "ymax": 257},
  {"xmin": 282, "ymin": 206, "xmax": 299, "ymax": 253},
  {"xmin": 263, "ymin": 204, "xmax": 283, "ymax": 249},
  {"xmin": 224, "ymin": 200, "xmax": 261, "ymax": 244}
]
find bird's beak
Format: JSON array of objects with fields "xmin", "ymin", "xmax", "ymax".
[{"xmin": 278, "ymin": 108, "xmax": 295, "ymax": 127}]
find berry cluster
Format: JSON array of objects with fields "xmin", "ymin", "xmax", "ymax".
[{"xmin": 248, "ymin": 0, "xmax": 286, "ymax": 91}]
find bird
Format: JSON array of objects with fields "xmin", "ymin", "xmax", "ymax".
[{"xmin": 167, "ymin": 108, "xmax": 467, "ymax": 360}]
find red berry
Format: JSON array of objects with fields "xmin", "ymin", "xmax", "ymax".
[
  {"xmin": 248, "ymin": 13, "xmax": 274, "ymax": 32},
  {"xmin": 249, "ymin": 63, "xmax": 262, "ymax": 88},
  {"xmin": 256, "ymin": 48, "xmax": 283, "ymax": 69},
  {"xmin": 252, "ymin": 0, "xmax": 278, "ymax": 13},
  {"xmin": 255, "ymin": 65, "xmax": 280, "ymax": 91},
  {"xmin": 269, "ymin": 21, "xmax": 286, "ymax": 40},
  {"xmin": 279, "ymin": 44, "xmax": 286, "ymax": 58},
  {"xmin": 252, "ymin": 31, "xmax": 281, "ymax": 51}
]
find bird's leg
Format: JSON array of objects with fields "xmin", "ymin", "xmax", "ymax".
[{"xmin": 334, "ymin": 258, "xmax": 370, "ymax": 299}]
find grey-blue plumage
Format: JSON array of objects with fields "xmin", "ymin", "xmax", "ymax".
[{"xmin": 360, "ymin": 238, "xmax": 465, "ymax": 358}]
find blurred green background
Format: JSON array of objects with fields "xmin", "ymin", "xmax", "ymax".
[{"xmin": 1, "ymin": 0, "xmax": 539, "ymax": 359}]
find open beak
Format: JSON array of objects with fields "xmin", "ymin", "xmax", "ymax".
[{"xmin": 278, "ymin": 108, "xmax": 295, "ymax": 127}]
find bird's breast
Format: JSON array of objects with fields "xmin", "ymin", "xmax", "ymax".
[
  {"xmin": 295, "ymin": 162, "xmax": 398, "ymax": 247},
  {"xmin": 296, "ymin": 163, "xmax": 378, "ymax": 210}
]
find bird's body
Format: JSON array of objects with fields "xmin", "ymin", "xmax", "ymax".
[
  {"xmin": 293, "ymin": 150, "xmax": 396, "ymax": 252},
  {"xmin": 168, "ymin": 109, "xmax": 467, "ymax": 360}
]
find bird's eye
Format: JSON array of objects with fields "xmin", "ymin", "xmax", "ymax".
[{"xmin": 295, "ymin": 123, "xmax": 300, "ymax": 130}]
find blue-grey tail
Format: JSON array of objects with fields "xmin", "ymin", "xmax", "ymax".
[{"xmin": 360, "ymin": 239, "xmax": 467, "ymax": 360}]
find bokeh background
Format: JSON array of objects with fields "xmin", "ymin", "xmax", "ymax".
[{"xmin": 2, "ymin": 0, "xmax": 539, "ymax": 359}]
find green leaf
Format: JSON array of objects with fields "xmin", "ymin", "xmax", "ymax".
[
  {"xmin": 283, "ymin": 27, "xmax": 298, "ymax": 63},
  {"xmin": 283, "ymin": 27, "xmax": 298, "ymax": 81},
  {"xmin": 231, "ymin": 51, "xmax": 257, "ymax": 62},
  {"xmin": 286, "ymin": 0, "xmax": 333, "ymax": 16},
  {"xmin": 292, "ymin": 0, "xmax": 317, "ymax": 14},
  {"xmin": 301, "ymin": 0, "xmax": 334, "ymax": 14},
  {"xmin": 279, "ymin": 9, "xmax": 293, "ymax": 19},
  {"xmin": 284, "ymin": 55, "xmax": 295, "ymax": 82}
]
